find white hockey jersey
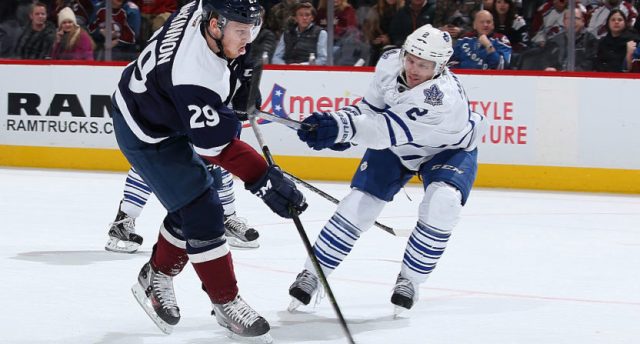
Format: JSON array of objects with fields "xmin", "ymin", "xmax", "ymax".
[{"xmin": 348, "ymin": 49, "xmax": 487, "ymax": 171}]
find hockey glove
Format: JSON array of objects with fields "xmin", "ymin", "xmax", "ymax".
[
  {"xmin": 297, "ymin": 108, "xmax": 357, "ymax": 150},
  {"xmin": 246, "ymin": 165, "xmax": 307, "ymax": 218},
  {"xmin": 329, "ymin": 143, "xmax": 351, "ymax": 151},
  {"xmin": 297, "ymin": 112, "xmax": 340, "ymax": 150}
]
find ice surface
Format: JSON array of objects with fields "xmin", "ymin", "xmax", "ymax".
[{"xmin": 1, "ymin": 168, "xmax": 639, "ymax": 344}]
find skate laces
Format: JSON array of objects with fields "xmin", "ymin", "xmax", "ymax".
[
  {"xmin": 295, "ymin": 270, "xmax": 319, "ymax": 295},
  {"xmin": 152, "ymin": 272, "xmax": 178, "ymax": 310},
  {"xmin": 393, "ymin": 275, "xmax": 415, "ymax": 299},
  {"xmin": 110, "ymin": 216, "xmax": 135, "ymax": 236},
  {"xmin": 224, "ymin": 215, "xmax": 249, "ymax": 235},
  {"xmin": 223, "ymin": 296, "xmax": 260, "ymax": 327}
]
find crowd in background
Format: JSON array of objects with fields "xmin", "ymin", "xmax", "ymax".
[{"xmin": 1, "ymin": 0, "xmax": 639, "ymax": 72}]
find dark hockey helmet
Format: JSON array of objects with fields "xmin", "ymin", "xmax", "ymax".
[
  {"xmin": 202, "ymin": 0, "xmax": 261, "ymax": 25},
  {"xmin": 202, "ymin": 0, "xmax": 261, "ymax": 42}
]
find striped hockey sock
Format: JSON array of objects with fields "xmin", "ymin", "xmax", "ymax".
[{"xmin": 120, "ymin": 168, "xmax": 151, "ymax": 218}]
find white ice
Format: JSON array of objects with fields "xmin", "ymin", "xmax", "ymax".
[{"xmin": 1, "ymin": 167, "xmax": 639, "ymax": 344}]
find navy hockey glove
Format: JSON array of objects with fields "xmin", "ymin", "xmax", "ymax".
[
  {"xmin": 329, "ymin": 142, "xmax": 351, "ymax": 151},
  {"xmin": 246, "ymin": 165, "xmax": 307, "ymax": 218},
  {"xmin": 297, "ymin": 112, "xmax": 340, "ymax": 150}
]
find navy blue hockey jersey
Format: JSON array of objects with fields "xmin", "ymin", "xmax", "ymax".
[{"xmin": 113, "ymin": 0, "xmax": 239, "ymax": 157}]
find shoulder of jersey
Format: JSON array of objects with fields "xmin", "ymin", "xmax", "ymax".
[
  {"xmin": 375, "ymin": 48, "xmax": 402, "ymax": 76},
  {"xmin": 171, "ymin": 5, "xmax": 228, "ymax": 92}
]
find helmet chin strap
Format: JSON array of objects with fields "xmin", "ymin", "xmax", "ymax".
[{"xmin": 201, "ymin": 17, "xmax": 227, "ymax": 59}]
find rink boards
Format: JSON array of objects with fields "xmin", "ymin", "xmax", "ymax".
[{"xmin": 0, "ymin": 62, "xmax": 639, "ymax": 194}]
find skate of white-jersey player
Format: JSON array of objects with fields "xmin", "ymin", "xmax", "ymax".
[{"xmin": 288, "ymin": 24, "xmax": 488, "ymax": 316}]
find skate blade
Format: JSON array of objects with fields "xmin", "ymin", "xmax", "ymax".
[
  {"xmin": 131, "ymin": 283, "xmax": 174, "ymax": 334},
  {"xmin": 105, "ymin": 237, "xmax": 140, "ymax": 253},
  {"xmin": 226, "ymin": 329, "xmax": 274, "ymax": 344},
  {"xmin": 393, "ymin": 305, "xmax": 409, "ymax": 318},
  {"xmin": 287, "ymin": 298, "xmax": 303, "ymax": 312},
  {"xmin": 226, "ymin": 236, "xmax": 259, "ymax": 249}
]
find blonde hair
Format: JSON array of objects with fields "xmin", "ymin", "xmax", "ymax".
[{"xmin": 62, "ymin": 25, "xmax": 95, "ymax": 52}]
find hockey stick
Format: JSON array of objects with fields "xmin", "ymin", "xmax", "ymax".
[
  {"xmin": 251, "ymin": 109, "xmax": 411, "ymax": 237},
  {"xmin": 282, "ymin": 171, "xmax": 412, "ymax": 237},
  {"xmin": 252, "ymin": 109, "xmax": 317, "ymax": 131},
  {"xmin": 246, "ymin": 67, "xmax": 356, "ymax": 344}
]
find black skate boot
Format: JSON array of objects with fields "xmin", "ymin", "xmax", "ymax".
[
  {"xmin": 131, "ymin": 262, "xmax": 180, "ymax": 334},
  {"xmin": 224, "ymin": 213, "xmax": 260, "ymax": 249},
  {"xmin": 212, "ymin": 295, "xmax": 273, "ymax": 343},
  {"xmin": 391, "ymin": 274, "xmax": 419, "ymax": 316},
  {"xmin": 287, "ymin": 269, "xmax": 319, "ymax": 312},
  {"xmin": 105, "ymin": 206, "xmax": 143, "ymax": 253}
]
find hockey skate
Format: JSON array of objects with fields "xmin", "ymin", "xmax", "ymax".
[
  {"xmin": 212, "ymin": 295, "xmax": 273, "ymax": 343},
  {"xmin": 391, "ymin": 274, "xmax": 419, "ymax": 316},
  {"xmin": 131, "ymin": 262, "xmax": 180, "ymax": 334},
  {"xmin": 287, "ymin": 269, "xmax": 319, "ymax": 312},
  {"xmin": 105, "ymin": 208, "xmax": 143, "ymax": 253},
  {"xmin": 224, "ymin": 213, "xmax": 260, "ymax": 249}
]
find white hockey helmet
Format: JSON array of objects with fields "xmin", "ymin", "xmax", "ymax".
[{"xmin": 402, "ymin": 24, "xmax": 453, "ymax": 75}]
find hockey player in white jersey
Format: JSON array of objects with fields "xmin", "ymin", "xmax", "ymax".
[
  {"xmin": 110, "ymin": 0, "xmax": 306, "ymax": 342},
  {"xmin": 288, "ymin": 24, "xmax": 488, "ymax": 315}
]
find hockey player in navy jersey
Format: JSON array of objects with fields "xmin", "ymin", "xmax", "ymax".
[
  {"xmin": 110, "ymin": 0, "xmax": 306, "ymax": 341},
  {"xmin": 288, "ymin": 24, "xmax": 488, "ymax": 315}
]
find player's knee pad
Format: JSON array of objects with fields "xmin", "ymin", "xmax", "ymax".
[
  {"xmin": 335, "ymin": 189, "xmax": 387, "ymax": 235},
  {"xmin": 160, "ymin": 213, "xmax": 187, "ymax": 248},
  {"xmin": 178, "ymin": 187, "xmax": 226, "ymax": 242},
  {"xmin": 418, "ymin": 181, "xmax": 462, "ymax": 232}
]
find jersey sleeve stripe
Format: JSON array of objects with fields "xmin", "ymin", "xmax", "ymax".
[
  {"xmin": 381, "ymin": 113, "xmax": 397, "ymax": 146},
  {"xmin": 383, "ymin": 109, "xmax": 414, "ymax": 142},
  {"xmin": 361, "ymin": 98, "xmax": 387, "ymax": 112},
  {"xmin": 114, "ymin": 89, "xmax": 168, "ymax": 144},
  {"xmin": 193, "ymin": 143, "xmax": 229, "ymax": 157}
]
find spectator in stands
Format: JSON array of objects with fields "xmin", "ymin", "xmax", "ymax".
[
  {"xmin": 0, "ymin": 2, "xmax": 22, "ymax": 58},
  {"xmin": 586, "ymin": 0, "xmax": 637, "ymax": 39},
  {"xmin": 316, "ymin": 0, "xmax": 358, "ymax": 42},
  {"xmin": 272, "ymin": 2, "xmax": 328, "ymax": 65},
  {"xmin": 14, "ymin": 2, "xmax": 56, "ymax": 59},
  {"xmin": 491, "ymin": 0, "xmax": 529, "ymax": 53},
  {"xmin": 595, "ymin": 9, "xmax": 639, "ymax": 72},
  {"xmin": 51, "ymin": 7, "xmax": 94, "ymax": 60},
  {"xmin": 53, "ymin": 0, "xmax": 94, "ymax": 27},
  {"xmin": 363, "ymin": 0, "xmax": 405, "ymax": 65},
  {"xmin": 266, "ymin": 0, "xmax": 297, "ymax": 39},
  {"xmin": 432, "ymin": 0, "xmax": 481, "ymax": 41},
  {"xmin": 388, "ymin": 0, "xmax": 434, "ymax": 47},
  {"xmin": 135, "ymin": 0, "xmax": 176, "ymax": 42},
  {"xmin": 249, "ymin": 6, "xmax": 277, "ymax": 66},
  {"xmin": 540, "ymin": 8, "xmax": 597, "ymax": 71},
  {"xmin": 483, "ymin": 0, "xmax": 495, "ymax": 11},
  {"xmin": 88, "ymin": 0, "xmax": 141, "ymax": 61},
  {"xmin": 530, "ymin": 0, "xmax": 585, "ymax": 46},
  {"xmin": 451, "ymin": 10, "xmax": 512, "ymax": 69},
  {"xmin": 628, "ymin": 43, "xmax": 640, "ymax": 72}
]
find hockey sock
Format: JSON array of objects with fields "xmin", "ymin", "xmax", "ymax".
[
  {"xmin": 218, "ymin": 167, "xmax": 236, "ymax": 216},
  {"xmin": 401, "ymin": 182, "xmax": 460, "ymax": 283},
  {"xmin": 121, "ymin": 168, "xmax": 152, "ymax": 218},
  {"xmin": 151, "ymin": 224, "xmax": 188, "ymax": 276},
  {"xmin": 401, "ymin": 220, "xmax": 451, "ymax": 283},
  {"xmin": 192, "ymin": 252, "xmax": 238, "ymax": 304},
  {"xmin": 305, "ymin": 212, "xmax": 361, "ymax": 275}
]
